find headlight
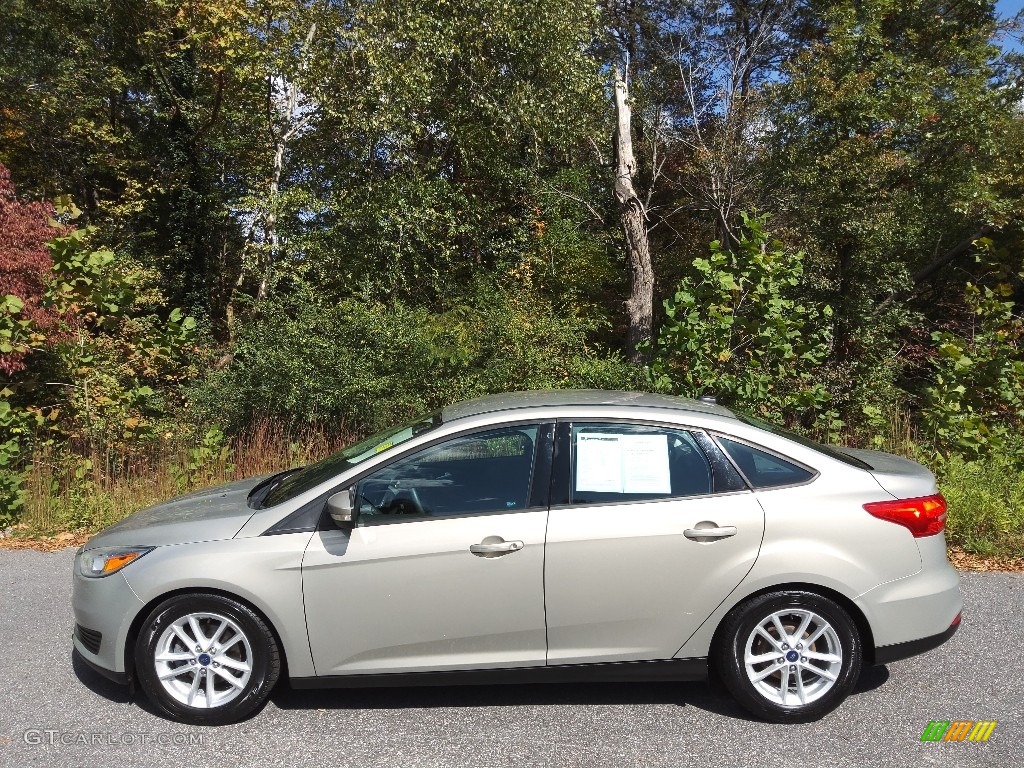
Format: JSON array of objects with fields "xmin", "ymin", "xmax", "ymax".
[{"xmin": 78, "ymin": 546, "xmax": 154, "ymax": 578}]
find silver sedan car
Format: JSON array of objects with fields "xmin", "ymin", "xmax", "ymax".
[{"xmin": 72, "ymin": 390, "xmax": 962, "ymax": 725}]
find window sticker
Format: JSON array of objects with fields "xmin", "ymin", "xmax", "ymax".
[
  {"xmin": 576, "ymin": 433, "xmax": 671, "ymax": 494},
  {"xmin": 620, "ymin": 434, "xmax": 671, "ymax": 493},
  {"xmin": 575, "ymin": 434, "xmax": 623, "ymax": 492}
]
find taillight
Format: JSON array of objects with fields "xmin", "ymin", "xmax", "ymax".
[{"xmin": 863, "ymin": 493, "xmax": 948, "ymax": 537}]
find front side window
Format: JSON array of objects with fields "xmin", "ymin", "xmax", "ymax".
[
  {"xmin": 569, "ymin": 424, "xmax": 714, "ymax": 505},
  {"xmin": 356, "ymin": 426, "xmax": 540, "ymax": 519}
]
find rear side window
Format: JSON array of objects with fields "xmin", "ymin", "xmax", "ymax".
[
  {"xmin": 717, "ymin": 438, "xmax": 815, "ymax": 489},
  {"xmin": 569, "ymin": 424, "xmax": 714, "ymax": 504}
]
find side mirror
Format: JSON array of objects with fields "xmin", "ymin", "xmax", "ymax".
[{"xmin": 327, "ymin": 488, "xmax": 357, "ymax": 527}]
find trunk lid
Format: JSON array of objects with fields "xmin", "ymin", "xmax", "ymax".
[{"xmin": 839, "ymin": 448, "xmax": 939, "ymax": 499}]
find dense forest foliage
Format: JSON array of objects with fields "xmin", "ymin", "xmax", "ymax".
[{"xmin": 1, "ymin": 0, "xmax": 1023, "ymax": 551}]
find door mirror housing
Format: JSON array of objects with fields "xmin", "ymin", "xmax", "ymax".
[{"xmin": 327, "ymin": 488, "xmax": 357, "ymax": 526}]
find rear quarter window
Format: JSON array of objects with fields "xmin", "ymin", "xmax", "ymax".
[
  {"xmin": 717, "ymin": 437, "xmax": 815, "ymax": 489},
  {"xmin": 733, "ymin": 412, "xmax": 873, "ymax": 470}
]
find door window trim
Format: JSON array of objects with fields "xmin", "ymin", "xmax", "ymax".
[
  {"xmin": 353, "ymin": 421, "xmax": 552, "ymax": 526},
  {"xmin": 344, "ymin": 421, "xmax": 554, "ymax": 529}
]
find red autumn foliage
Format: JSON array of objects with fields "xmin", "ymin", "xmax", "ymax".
[{"xmin": 0, "ymin": 163, "xmax": 69, "ymax": 376}]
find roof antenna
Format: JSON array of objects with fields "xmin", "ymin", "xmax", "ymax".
[{"xmin": 699, "ymin": 392, "xmax": 718, "ymax": 405}]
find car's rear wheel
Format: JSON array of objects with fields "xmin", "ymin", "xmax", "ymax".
[
  {"xmin": 135, "ymin": 594, "xmax": 280, "ymax": 725},
  {"xmin": 715, "ymin": 590, "xmax": 862, "ymax": 722}
]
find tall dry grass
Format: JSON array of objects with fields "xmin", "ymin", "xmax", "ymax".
[
  {"xmin": 20, "ymin": 420, "xmax": 357, "ymax": 535},
  {"xmin": 871, "ymin": 407, "xmax": 919, "ymax": 458}
]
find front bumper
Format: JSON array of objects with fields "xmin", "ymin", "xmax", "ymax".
[
  {"xmin": 73, "ymin": 647, "xmax": 130, "ymax": 685},
  {"xmin": 71, "ymin": 565, "xmax": 146, "ymax": 682}
]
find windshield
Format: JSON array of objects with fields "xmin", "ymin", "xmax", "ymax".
[
  {"xmin": 261, "ymin": 411, "xmax": 444, "ymax": 507},
  {"xmin": 734, "ymin": 412, "xmax": 873, "ymax": 470}
]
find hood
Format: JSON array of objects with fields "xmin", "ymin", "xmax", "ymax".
[{"xmin": 81, "ymin": 476, "xmax": 267, "ymax": 550}]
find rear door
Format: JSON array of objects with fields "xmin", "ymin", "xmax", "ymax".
[{"xmin": 543, "ymin": 421, "xmax": 765, "ymax": 664}]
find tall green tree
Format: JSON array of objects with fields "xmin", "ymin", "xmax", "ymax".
[
  {"xmin": 765, "ymin": 0, "xmax": 1023, "ymax": 418},
  {"xmin": 288, "ymin": 0, "xmax": 610, "ymax": 310}
]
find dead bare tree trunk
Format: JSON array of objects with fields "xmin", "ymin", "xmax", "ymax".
[{"xmin": 613, "ymin": 63, "xmax": 654, "ymax": 365}]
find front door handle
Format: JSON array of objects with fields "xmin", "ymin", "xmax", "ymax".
[
  {"xmin": 683, "ymin": 526, "xmax": 737, "ymax": 541},
  {"xmin": 469, "ymin": 540, "xmax": 524, "ymax": 556}
]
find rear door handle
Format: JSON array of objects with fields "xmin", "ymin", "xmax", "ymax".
[
  {"xmin": 470, "ymin": 540, "xmax": 524, "ymax": 556},
  {"xmin": 683, "ymin": 526, "xmax": 737, "ymax": 540}
]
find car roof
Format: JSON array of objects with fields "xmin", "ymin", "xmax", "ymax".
[{"xmin": 441, "ymin": 389, "xmax": 738, "ymax": 423}]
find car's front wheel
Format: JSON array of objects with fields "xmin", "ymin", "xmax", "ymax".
[
  {"xmin": 715, "ymin": 590, "xmax": 862, "ymax": 722},
  {"xmin": 134, "ymin": 593, "xmax": 280, "ymax": 725}
]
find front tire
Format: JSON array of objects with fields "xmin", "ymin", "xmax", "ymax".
[
  {"xmin": 134, "ymin": 593, "xmax": 280, "ymax": 725},
  {"xmin": 715, "ymin": 591, "xmax": 862, "ymax": 722}
]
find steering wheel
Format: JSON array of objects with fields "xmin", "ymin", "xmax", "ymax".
[{"xmin": 380, "ymin": 479, "xmax": 426, "ymax": 515}]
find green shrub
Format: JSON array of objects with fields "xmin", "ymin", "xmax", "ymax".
[
  {"xmin": 171, "ymin": 427, "xmax": 234, "ymax": 491},
  {"xmin": 921, "ymin": 281, "xmax": 1024, "ymax": 461},
  {"xmin": 938, "ymin": 451, "xmax": 1024, "ymax": 557},
  {"xmin": 188, "ymin": 281, "xmax": 640, "ymax": 434},
  {"xmin": 649, "ymin": 212, "xmax": 838, "ymax": 435}
]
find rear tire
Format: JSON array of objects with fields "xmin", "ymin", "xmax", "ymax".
[
  {"xmin": 715, "ymin": 590, "xmax": 861, "ymax": 722},
  {"xmin": 134, "ymin": 593, "xmax": 280, "ymax": 725}
]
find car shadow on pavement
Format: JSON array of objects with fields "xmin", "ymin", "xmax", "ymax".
[
  {"xmin": 71, "ymin": 650, "xmax": 134, "ymax": 705},
  {"xmin": 71, "ymin": 647, "xmax": 891, "ymax": 724},
  {"xmin": 854, "ymin": 664, "xmax": 890, "ymax": 695},
  {"xmin": 72, "ymin": 650, "xmax": 174, "ymax": 719},
  {"xmin": 269, "ymin": 664, "xmax": 890, "ymax": 721},
  {"xmin": 270, "ymin": 679, "xmax": 752, "ymax": 719}
]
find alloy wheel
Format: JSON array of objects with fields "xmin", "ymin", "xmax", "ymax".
[{"xmin": 152, "ymin": 612, "xmax": 254, "ymax": 709}]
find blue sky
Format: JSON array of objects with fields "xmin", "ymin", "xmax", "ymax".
[
  {"xmin": 997, "ymin": 0, "xmax": 1024, "ymax": 16},
  {"xmin": 996, "ymin": 0, "xmax": 1023, "ymax": 52}
]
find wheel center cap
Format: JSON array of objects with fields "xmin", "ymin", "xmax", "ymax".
[
  {"xmin": 197, "ymin": 653, "xmax": 212, "ymax": 666},
  {"xmin": 786, "ymin": 650, "xmax": 799, "ymax": 663}
]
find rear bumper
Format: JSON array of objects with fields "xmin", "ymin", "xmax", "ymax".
[
  {"xmin": 855, "ymin": 532, "xmax": 962, "ymax": 651},
  {"xmin": 873, "ymin": 614, "xmax": 961, "ymax": 665}
]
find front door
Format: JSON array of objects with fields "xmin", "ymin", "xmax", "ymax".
[{"xmin": 302, "ymin": 423, "xmax": 551, "ymax": 676}]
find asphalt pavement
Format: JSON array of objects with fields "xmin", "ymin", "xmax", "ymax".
[{"xmin": 0, "ymin": 547, "xmax": 1020, "ymax": 768}]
